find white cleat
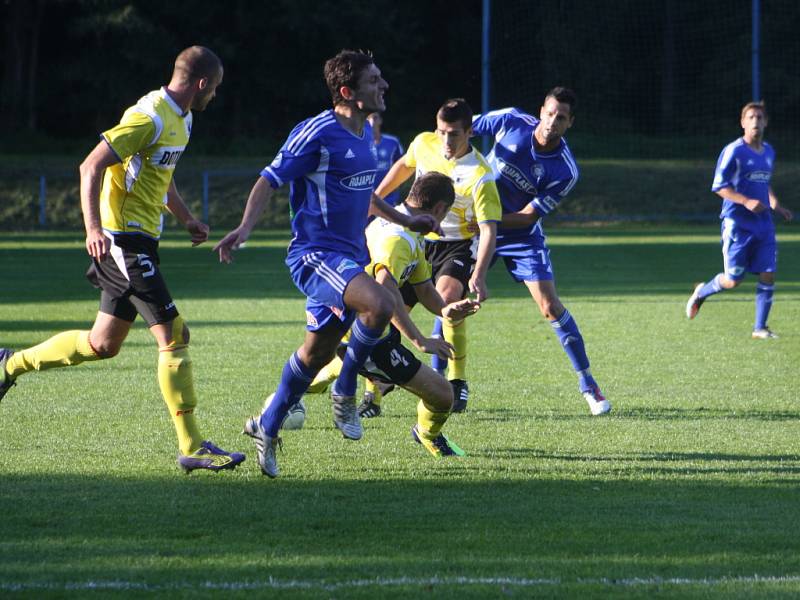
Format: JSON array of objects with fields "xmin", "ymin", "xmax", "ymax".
[
  {"xmin": 752, "ymin": 328, "xmax": 778, "ymax": 340},
  {"xmin": 331, "ymin": 393, "xmax": 363, "ymax": 440},
  {"xmin": 583, "ymin": 386, "xmax": 611, "ymax": 416},
  {"xmin": 686, "ymin": 283, "xmax": 705, "ymax": 319},
  {"xmin": 242, "ymin": 414, "xmax": 281, "ymax": 478}
]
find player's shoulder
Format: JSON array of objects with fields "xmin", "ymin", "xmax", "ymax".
[
  {"xmin": 286, "ymin": 110, "xmax": 339, "ymax": 150},
  {"xmin": 412, "ymin": 131, "xmax": 438, "ymax": 146},
  {"xmin": 478, "ymin": 107, "xmax": 537, "ymax": 127},
  {"xmin": 558, "ymin": 139, "xmax": 579, "ymax": 175},
  {"xmin": 382, "ymin": 133, "xmax": 402, "ymax": 146}
]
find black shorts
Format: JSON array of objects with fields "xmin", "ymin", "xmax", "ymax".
[
  {"xmin": 337, "ymin": 326, "xmax": 421, "ymax": 385},
  {"xmin": 400, "ymin": 238, "xmax": 476, "ymax": 307},
  {"xmin": 86, "ymin": 233, "xmax": 179, "ymax": 326}
]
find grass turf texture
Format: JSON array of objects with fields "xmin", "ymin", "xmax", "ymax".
[{"xmin": 0, "ymin": 225, "xmax": 799, "ymax": 599}]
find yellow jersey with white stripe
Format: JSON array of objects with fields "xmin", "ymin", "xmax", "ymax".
[
  {"xmin": 404, "ymin": 131, "xmax": 501, "ymax": 242},
  {"xmin": 365, "ymin": 205, "xmax": 432, "ymax": 288},
  {"xmin": 100, "ymin": 88, "xmax": 192, "ymax": 239}
]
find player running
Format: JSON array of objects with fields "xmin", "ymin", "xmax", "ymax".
[
  {"xmin": 686, "ymin": 101, "xmax": 793, "ymax": 337},
  {"xmin": 0, "ymin": 47, "xmax": 246, "ymax": 472},
  {"xmin": 214, "ymin": 50, "xmax": 440, "ymax": 478},
  {"xmin": 375, "ymin": 98, "xmax": 501, "ymax": 413},
  {"xmin": 471, "ymin": 88, "xmax": 611, "ymax": 416}
]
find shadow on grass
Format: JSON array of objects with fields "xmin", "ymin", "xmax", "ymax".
[
  {"xmin": 2, "ymin": 473, "xmax": 800, "ymax": 589},
  {"xmin": 2, "ymin": 231, "xmax": 799, "ymax": 304}
]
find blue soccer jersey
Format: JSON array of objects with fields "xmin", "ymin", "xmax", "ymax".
[
  {"xmin": 261, "ymin": 109, "xmax": 377, "ymax": 265},
  {"xmin": 712, "ymin": 138, "xmax": 775, "ymax": 234},
  {"xmin": 472, "ymin": 108, "xmax": 579, "ymax": 246},
  {"xmin": 374, "ymin": 133, "xmax": 404, "ymax": 205}
]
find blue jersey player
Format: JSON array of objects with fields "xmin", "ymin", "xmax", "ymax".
[
  {"xmin": 367, "ymin": 112, "xmax": 404, "ymax": 206},
  {"xmin": 686, "ymin": 101, "xmax": 793, "ymax": 338},
  {"xmin": 471, "ymin": 87, "xmax": 611, "ymax": 416},
  {"xmin": 214, "ymin": 50, "xmax": 440, "ymax": 477}
]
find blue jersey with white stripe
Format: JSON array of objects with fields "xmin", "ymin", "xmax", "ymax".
[
  {"xmin": 711, "ymin": 138, "xmax": 775, "ymax": 234},
  {"xmin": 472, "ymin": 107, "xmax": 579, "ymax": 245},
  {"xmin": 374, "ymin": 133, "xmax": 404, "ymax": 205},
  {"xmin": 261, "ymin": 109, "xmax": 377, "ymax": 265}
]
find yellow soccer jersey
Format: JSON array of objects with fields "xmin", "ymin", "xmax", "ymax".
[
  {"xmin": 100, "ymin": 88, "xmax": 192, "ymax": 239},
  {"xmin": 366, "ymin": 206, "xmax": 431, "ymax": 288},
  {"xmin": 404, "ymin": 131, "xmax": 501, "ymax": 242}
]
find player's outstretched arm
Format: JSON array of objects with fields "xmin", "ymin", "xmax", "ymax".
[
  {"xmin": 376, "ymin": 270, "xmax": 454, "ymax": 360},
  {"xmin": 166, "ymin": 180, "xmax": 209, "ymax": 246},
  {"xmin": 374, "ymin": 156, "xmax": 414, "ymax": 200},
  {"xmin": 413, "ymin": 281, "xmax": 480, "ymax": 321},
  {"xmin": 79, "ymin": 140, "xmax": 120, "ymax": 260},
  {"xmin": 369, "ymin": 194, "xmax": 443, "ymax": 236},
  {"xmin": 469, "ymin": 221, "xmax": 497, "ymax": 302},
  {"xmin": 213, "ymin": 176, "xmax": 274, "ymax": 263}
]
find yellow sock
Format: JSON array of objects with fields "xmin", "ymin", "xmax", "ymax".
[
  {"xmin": 5, "ymin": 330, "xmax": 100, "ymax": 379},
  {"xmin": 364, "ymin": 379, "xmax": 382, "ymax": 405},
  {"xmin": 443, "ymin": 317, "xmax": 467, "ymax": 381},
  {"xmin": 308, "ymin": 355, "xmax": 343, "ymax": 394},
  {"xmin": 158, "ymin": 345, "xmax": 202, "ymax": 455},
  {"xmin": 416, "ymin": 400, "xmax": 450, "ymax": 441}
]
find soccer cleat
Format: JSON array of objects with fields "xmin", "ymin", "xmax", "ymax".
[
  {"xmin": 583, "ymin": 385, "xmax": 611, "ymax": 416},
  {"xmin": 358, "ymin": 392, "xmax": 382, "ymax": 418},
  {"xmin": 685, "ymin": 283, "xmax": 705, "ymax": 319},
  {"xmin": 411, "ymin": 424, "xmax": 466, "ymax": 457},
  {"xmin": 177, "ymin": 440, "xmax": 245, "ymax": 473},
  {"xmin": 752, "ymin": 328, "xmax": 778, "ymax": 339},
  {"xmin": 242, "ymin": 415, "xmax": 281, "ymax": 478},
  {"xmin": 0, "ymin": 348, "xmax": 16, "ymax": 403},
  {"xmin": 331, "ymin": 392, "xmax": 363, "ymax": 440},
  {"xmin": 450, "ymin": 379, "xmax": 469, "ymax": 413}
]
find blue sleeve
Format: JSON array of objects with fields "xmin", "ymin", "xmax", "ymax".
[
  {"xmin": 711, "ymin": 145, "xmax": 738, "ymax": 192},
  {"xmin": 472, "ymin": 108, "xmax": 511, "ymax": 137},
  {"xmin": 392, "ymin": 138, "xmax": 404, "ymax": 163},
  {"xmin": 261, "ymin": 123, "xmax": 322, "ymax": 188},
  {"xmin": 532, "ymin": 162, "xmax": 579, "ymax": 217}
]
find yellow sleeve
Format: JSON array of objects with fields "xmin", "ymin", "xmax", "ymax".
[
  {"xmin": 404, "ymin": 134, "xmax": 423, "ymax": 169},
  {"xmin": 473, "ymin": 174, "xmax": 503, "ymax": 223},
  {"xmin": 408, "ymin": 248, "xmax": 432, "ymax": 285},
  {"xmin": 102, "ymin": 110, "xmax": 156, "ymax": 161},
  {"xmin": 372, "ymin": 234, "xmax": 417, "ymax": 284}
]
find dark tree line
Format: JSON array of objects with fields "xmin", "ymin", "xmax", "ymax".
[{"xmin": 1, "ymin": 0, "xmax": 798, "ymax": 156}]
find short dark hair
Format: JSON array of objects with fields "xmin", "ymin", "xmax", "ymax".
[
  {"xmin": 545, "ymin": 87, "xmax": 577, "ymax": 115},
  {"xmin": 324, "ymin": 49, "xmax": 374, "ymax": 106},
  {"xmin": 173, "ymin": 46, "xmax": 222, "ymax": 82},
  {"xmin": 741, "ymin": 101, "xmax": 767, "ymax": 120},
  {"xmin": 436, "ymin": 98, "xmax": 473, "ymax": 130},
  {"xmin": 407, "ymin": 172, "xmax": 455, "ymax": 211}
]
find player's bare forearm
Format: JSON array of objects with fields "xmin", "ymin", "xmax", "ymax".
[
  {"xmin": 166, "ymin": 181, "xmax": 209, "ymax": 246},
  {"xmin": 768, "ymin": 187, "xmax": 794, "ymax": 220},
  {"xmin": 370, "ymin": 194, "xmax": 442, "ymax": 236},
  {"xmin": 500, "ymin": 204, "xmax": 540, "ymax": 228},
  {"xmin": 716, "ymin": 187, "xmax": 765, "ymax": 213},
  {"xmin": 415, "ymin": 281, "xmax": 447, "ymax": 316},
  {"xmin": 213, "ymin": 176, "xmax": 273, "ymax": 262},
  {"xmin": 470, "ymin": 222, "xmax": 497, "ymax": 301},
  {"xmin": 79, "ymin": 140, "xmax": 119, "ymax": 258},
  {"xmin": 374, "ymin": 158, "xmax": 413, "ymax": 200},
  {"xmin": 376, "ymin": 270, "xmax": 427, "ymax": 347}
]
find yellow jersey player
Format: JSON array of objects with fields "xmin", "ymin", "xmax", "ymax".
[
  {"xmin": 0, "ymin": 46, "xmax": 245, "ymax": 473},
  {"xmin": 307, "ymin": 172, "xmax": 480, "ymax": 456},
  {"xmin": 375, "ymin": 98, "xmax": 501, "ymax": 413}
]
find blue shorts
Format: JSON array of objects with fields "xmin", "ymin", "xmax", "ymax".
[
  {"xmin": 493, "ymin": 240, "xmax": 555, "ymax": 283},
  {"xmin": 721, "ymin": 218, "xmax": 777, "ymax": 280},
  {"xmin": 287, "ymin": 251, "xmax": 364, "ymax": 332}
]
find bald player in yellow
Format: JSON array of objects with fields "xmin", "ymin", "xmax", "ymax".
[
  {"xmin": 375, "ymin": 98, "xmax": 501, "ymax": 413},
  {"xmin": 0, "ymin": 46, "xmax": 245, "ymax": 473}
]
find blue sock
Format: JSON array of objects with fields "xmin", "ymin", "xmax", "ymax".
[
  {"xmin": 754, "ymin": 282, "xmax": 774, "ymax": 330},
  {"xmin": 698, "ymin": 273, "xmax": 725, "ymax": 299},
  {"xmin": 430, "ymin": 316, "xmax": 446, "ymax": 374},
  {"xmin": 261, "ymin": 352, "xmax": 316, "ymax": 437},
  {"xmin": 334, "ymin": 319, "xmax": 384, "ymax": 397},
  {"xmin": 550, "ymin": 310, "xmax": 595, "ymax": 392}
]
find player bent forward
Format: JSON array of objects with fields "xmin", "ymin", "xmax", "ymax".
[{"xmin": 296, "ymin": 172, "xmax": 480, "ymax": 456}]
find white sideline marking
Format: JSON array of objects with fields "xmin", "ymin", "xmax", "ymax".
[{"xmin": 2, "ymin": 575, "xmax": 800, "ymax": 592}]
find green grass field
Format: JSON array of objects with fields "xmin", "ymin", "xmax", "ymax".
[{"xmin": 1, "ymin": 225, "xmax": 799, "ymax": 598}]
